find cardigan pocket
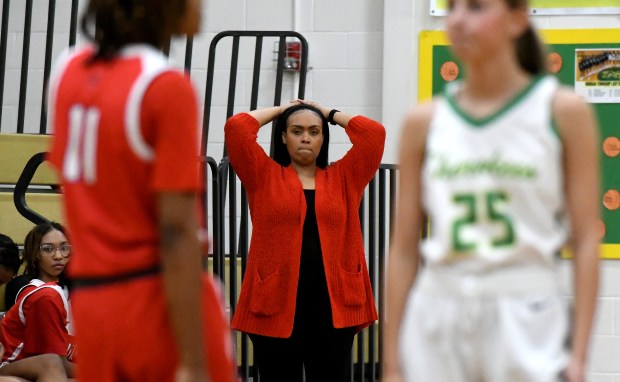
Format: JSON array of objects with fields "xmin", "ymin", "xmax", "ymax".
[
  {"xmin": 338, "ymin": 264, "xmax": 367, "ymax": 306},
  {"xmin": 249, "ymin": 269, "xmax": 285, "ymax": 316}
]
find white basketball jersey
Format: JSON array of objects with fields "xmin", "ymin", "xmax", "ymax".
[{"xmin": 421, "ymin": 76, "xmax": 568, "ymax": 273}]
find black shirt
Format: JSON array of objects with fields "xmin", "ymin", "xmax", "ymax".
[{"xmin": 295, "ymin": 189, "xmax": 332, "ymax": 328}]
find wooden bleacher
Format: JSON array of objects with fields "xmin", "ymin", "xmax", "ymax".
[
  {"xmin": 0, "ymin": 133, "xmax": 63, "ymax": 311},
  {"xmin": 0, "ymin": 133, "xmax": 63, "ymax": 246}
]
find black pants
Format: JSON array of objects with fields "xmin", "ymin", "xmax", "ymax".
[
  {"xmin": 249, "ymin": 325, "xmax": 356, "ymax": 382},
  {"xmin": 252, "ymin": 205, "xmax": 357, "ymax": 381}
]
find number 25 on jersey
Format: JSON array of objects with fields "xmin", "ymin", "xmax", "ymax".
[{"xmin": 451, "ymin": 190, "xmax": 516, "ymax": 253}]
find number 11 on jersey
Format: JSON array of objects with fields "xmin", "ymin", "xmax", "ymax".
[{"xmin": 63, "ymin": 105, "xmax": 100, "ymax": 184}]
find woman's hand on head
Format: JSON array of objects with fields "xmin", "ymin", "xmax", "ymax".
[
  {"xmin": 278, "ymin": 99, "xmax": 303, "ymax": 115},
  {"xmin": 298, "ymin": 99, "xmax": 331, "ymax": 119},
  {"xmin": 246, "ymin": 101, "xmax": 301, "ymax": 126}
]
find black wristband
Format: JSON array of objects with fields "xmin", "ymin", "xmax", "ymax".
[{"xmin": 328, "ymin": 109, "xmax": 340, "ymax": 125}]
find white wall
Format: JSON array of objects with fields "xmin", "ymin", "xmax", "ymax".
[
  {"xmin": 383, "ymin": 0, "xmax": 620, "ymax": 380},
  {"xmin": 176, "ymin": 0, "xmax": 385, "ymax": 163},
  {"xmin": 1, "ymin": 0, "xmax": 384, "ymax": 165}
]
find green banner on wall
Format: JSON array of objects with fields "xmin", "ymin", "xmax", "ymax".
[
  {"xmin": 418, "ymin": 29, "xmax": 620, "ymax": 259},
  {"xmin": 431, "ymin": 0, "xmax": 620, "ymax": 16}
]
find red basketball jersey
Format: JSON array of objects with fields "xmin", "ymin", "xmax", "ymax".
[
  {"xmin": 0, "ymin": 281, "xmax": 76, "ymax": 364},
  {"xmin": 47, "ymin": 45, "xmax": 201, "ymax": 278}
]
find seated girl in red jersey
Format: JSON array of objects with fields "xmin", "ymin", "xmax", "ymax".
[{"xmin": 0, "ymin": 222, "xmax": 75, "ymax": 381}]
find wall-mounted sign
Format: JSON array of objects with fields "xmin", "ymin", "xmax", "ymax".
[
  {"xmin": 575, "ymin": 49, "xmax": 620, "ymax": 103},
  {"xmin": 430, "ymin": 0, "xmax": 620, "ymax": 16}
]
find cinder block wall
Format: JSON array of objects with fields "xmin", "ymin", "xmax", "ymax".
[
  {"xmin": 191, "ymin": 0, "xmax": 385, "ymax": 163},
  {"xmin": 3, "ymin": 0, "xmax": 384, "ymax": 164},
  {"xmin": 562, "ymin": 261, "xmax": 620, "ymax": 380}
]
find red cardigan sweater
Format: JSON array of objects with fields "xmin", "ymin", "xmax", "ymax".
[{"xmin": 225, "ymin": 113, "xmax": 385, "ymax": 338}]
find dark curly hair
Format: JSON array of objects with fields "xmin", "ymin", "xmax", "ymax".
[
  {"xmin": 23, "ymin": 222, "xmax": 68, "ymax": 280},
  {"xmin": 81, "ymin": 0, "xmax": 189, "ymax": 59},
  {"xmin": 0, "ymin": 234, "xmax": 21, "ymax": 275},
  {"xmin": 272, "ymin": 104, "xmax": 330, "ymax": 169}
]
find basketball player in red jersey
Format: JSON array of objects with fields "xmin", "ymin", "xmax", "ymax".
[{"xmin": 47, "ymin": 1, "xmax": 236, "ymax": 381}]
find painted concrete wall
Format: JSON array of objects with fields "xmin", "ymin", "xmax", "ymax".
[
  {"xmin": 1, "ymin": 0, "xmax": 383, "ymax": 165},
  {"xmin": 190, "ymin": 0, "xmax": 385, "ymax": 163}
]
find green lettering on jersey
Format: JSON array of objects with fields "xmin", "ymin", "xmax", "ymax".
[{"xmin": 432, "ymin": 154, "xmax": 536, "ymax": 180}]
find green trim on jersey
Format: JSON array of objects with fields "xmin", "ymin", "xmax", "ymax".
[{"xmin": 446, "ymin": 75, "xmax": 545, "ymax": 127}]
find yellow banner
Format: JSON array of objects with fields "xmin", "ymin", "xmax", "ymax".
[{"xmin": 431, "ymin": 0, "xmax": 620, "ymax": 15}]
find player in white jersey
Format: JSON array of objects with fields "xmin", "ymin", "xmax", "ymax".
[{"xmin": 383, "ymin": 1, "xmax": 600, "ymax": 382}]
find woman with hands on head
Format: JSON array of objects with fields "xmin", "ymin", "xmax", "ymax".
[{"xmin": 225, "ymin": 99, "xmax": 385, "ymax": 382}]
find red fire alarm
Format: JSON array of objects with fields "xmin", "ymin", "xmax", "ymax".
[{"xmin": 284, "ymin": 41, "xmax": 301, "ymax": 71}]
